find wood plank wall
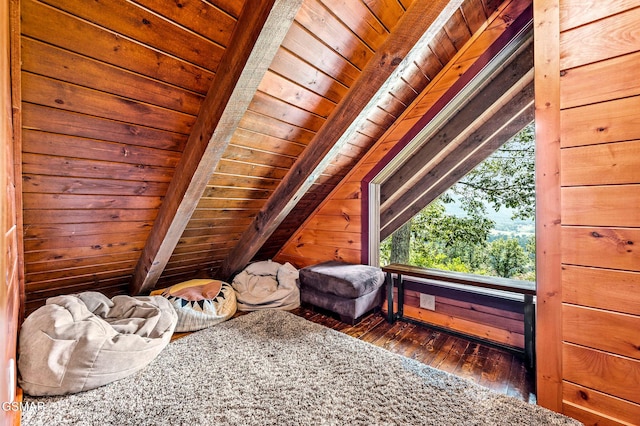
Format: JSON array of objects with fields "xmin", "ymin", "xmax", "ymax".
[
  {"xmin": 556, "ymin": 0, "xmax": 640, "ymax": 422},
  {"xmin": 274, "ymin": 0, "xmax": 531, "ymax": 349},
  {"xmin": 1, "ymin": 0, "xmax": 20, "ymax": 422},
  {"xmin": 18, "ymin": 0, "xmax": 244, "ymax": 314},
  {"xmin": 384, "ymin": 286, "xmax": 526, "ymax": 349}
]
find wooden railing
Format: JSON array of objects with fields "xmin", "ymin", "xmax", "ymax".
[{"xmin": 381, "ymin": 263, "xmax": 536, "ymax": 370}]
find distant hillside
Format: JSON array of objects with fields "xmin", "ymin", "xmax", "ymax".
[{"xmin": 443, "ymin": 197, "xmax": 534, "ymax": 236}]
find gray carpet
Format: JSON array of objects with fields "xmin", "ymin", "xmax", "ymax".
[{"xmin": 22, "ymin": 310, "xmax": 580, "ymax": 425}]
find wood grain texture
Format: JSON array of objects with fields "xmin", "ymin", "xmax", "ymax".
[
  {"xmin": 268, "ymin": 47, "xmax": 348, "ymax": 104},
  {"xmin": 1, "ymin": 0, "xmax": 21, "ymax": 417},
  {"xmin": 277, "ymin": 241, "xmax": 361, "ymax": 265},
  {"xmin": 562, "ymin": 227, "xmax": 640, "ymax": 272},
  {"xmin": 131, "ymin": 0, "xmax": 302, "ymax": 294},
  {"xmin": 399, "ymin": 305, "xmax": 525, "ymax": 349},
  {"xmin": 562, "ymin": 265, "xmax": 640, "ymax": 316},
  {"xmin": 562, "ymin": 185, "xmax": 640, "ymax": 227},
  {"xmin": 534, "ymin": 0, "xmax": 562, "ymax": 411},
  {"xmin": 280, "ymin": 22, "xmax": 360, "ymax": 88},
  {"xmin": 561, "ymin": 141, "xmax": 640, "ymax": 186},
  {"xmin": 22, "ymin": 129, "xmax": 180, "ymax": 167},
  {"xmin": 560, "ymin": 6, "xmax": 640, "ymax": 70},
  {"xmin": 563, "ymin": 402, "xmax": 637, "ymax": 426},
  {"xmin": 560, "ymin": 95, "xmax": 640, "ymax": 148},
  {"xmin": 237, "ymin": 109, "xmax": 316, "ymax": 144},
  {"xmin": 21, "ymin": 103, "xmax": 188, "ymax": 152},
  {"xmin": 22, "ymin": 73, "xmax": 196, "ymax": 134},
  {"xmin": 559, "ymin": 0, "xmax": 640, "ymax": 31},
  {"xmin": 563, "ymin": 342, "xmax": 640, "ymax": 405},
  {"xmin": 258, "ymin": 70, "xmax": 336, "ymax": 118},
  {"xmin": 563, "ymin": 304, "xmax": 640, "ymax": 360},
  {"xmin": 558, "ymin": 3, "xmax": 640, "ymax": 418},
  {"xmin": 22, "ymin": 152, "xmax": 174, "ymax": 183},
  {"xmin": 402, "ymin": 289, "xmax": 524, "ymax": 333},
  {"xmin": 219, "ymin": 0, "xmax": 466, "ymax": 279},
  {"xmin": 131, "ymin": 0, "xmax": 239, "ymax": 45},
  {"xmin": 38, "ymin": 0, "xmax": 224, "ymax": 71},
  {"xmin": 296, "ymin": 0, "xmax": 374, "ymax": 71},
  {"xmin": 21, "ymin": 37, "xmax": 204, "ymax": 116},
  {"xmin": 562, "ymin": 381, "xmax": 640, "ymax": 426},
  {"xmin": 21, "ymin": 0, "xmax": 214, "ymax": 94},
  {"xmin": 560, "ymin": 50, "xmax": 640, "ymax": 109},
  {"xmin": 22, "ymin": 174, "xmax": 168, "ymax": 197}
]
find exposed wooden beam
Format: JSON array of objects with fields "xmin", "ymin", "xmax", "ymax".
[
  {"xmin": 130, "ymin": 0, "xmax": 302, "ymax": 295},
  {"xmin": 380, "ymin": 80, "xmax": 534, "ymax": 239},
  {"xmin": 380, "ymin": 41, "xmax": 534, "ymax": 208},
  {"xmin": 218, "ymin": 0, "xmax": 465, "ymax": 280}
]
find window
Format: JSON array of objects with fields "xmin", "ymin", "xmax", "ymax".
[{"xmin": 380, "ymin": 123, "xmax": 535, "ymax": 281}]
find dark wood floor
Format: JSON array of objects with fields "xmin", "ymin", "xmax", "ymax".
[{"xmin": 290, "ymin": 305, "xmax": 537, "ymax": 404}]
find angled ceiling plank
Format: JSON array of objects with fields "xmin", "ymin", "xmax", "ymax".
[
  {"xmin": 131, "ymin": 0, "xmax": 303, "ymax": 295},
  {"xmin": 218, "ymin": 0, "xmax": 465, "ymax": 280},
  {"xmin": 380, "ymin": 80, "xmax": 534, "ymax": 239}
]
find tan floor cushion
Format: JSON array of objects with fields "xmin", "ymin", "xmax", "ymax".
[{"xmin": 18, "ymin": 292, "xmax": 177, "ymax": 396}]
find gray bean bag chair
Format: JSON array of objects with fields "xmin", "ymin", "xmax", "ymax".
[
  {"xmin": 18, "ymin": 292, "xmax": 177, "ymax": 396},
  {"xmin": 231, "ymin": 260, "xmax": 300, "ymax": 311}
]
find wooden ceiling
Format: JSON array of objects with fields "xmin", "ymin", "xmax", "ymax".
[{"xmin": 17, "ymin": 0, "xmax": 510, "ymax": 313}]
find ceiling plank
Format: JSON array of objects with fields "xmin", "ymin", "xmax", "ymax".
[
  {"xmin": 130, "ymin": 0, "xmax": 303, "ymax": 295},
  {"xmin": 218, "ymin": 0, "xmax": 465, "ymax": 280}
]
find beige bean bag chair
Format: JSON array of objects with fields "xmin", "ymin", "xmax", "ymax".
[
  {"xmin": 153, "ymin": 279, "xmax": 237, "ymax": 332},
  {"xmin": 231, "ymin": 260, "xmax": 300, "ymax": 311},
  {"xmin": 18, "ymin": 292, "xmax": 177, "ymax": 396}
]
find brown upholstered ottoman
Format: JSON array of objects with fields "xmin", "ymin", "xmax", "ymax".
[{"xmin": 299, "ymin": 261, "xmax": 385, "ymax": 325}]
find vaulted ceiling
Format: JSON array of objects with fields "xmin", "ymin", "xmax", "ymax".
[{"xmin": 17, "ymin": 0, "xmax": 519, "ymax": 313}]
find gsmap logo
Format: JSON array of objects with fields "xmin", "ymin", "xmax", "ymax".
[{"xmin": 2, "ymin": 401, "xmax": 45, "ymax": 412}]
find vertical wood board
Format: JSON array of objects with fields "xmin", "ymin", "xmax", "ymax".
[{"xmin": 534, "ymin": 0, "xmax": 563, "ymax": 411}]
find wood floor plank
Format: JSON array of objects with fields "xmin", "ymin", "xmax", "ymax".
[
  {"xmin": 506, "ymin": 355, "xmax": 536, "ymax": 404},
  {"xmin": 480, "ymin": 348, "xmax": 513, "ymax": 395},
  {"xmin": 435, "ymin": 337, "xmax": 471, "ymax": 374}
]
